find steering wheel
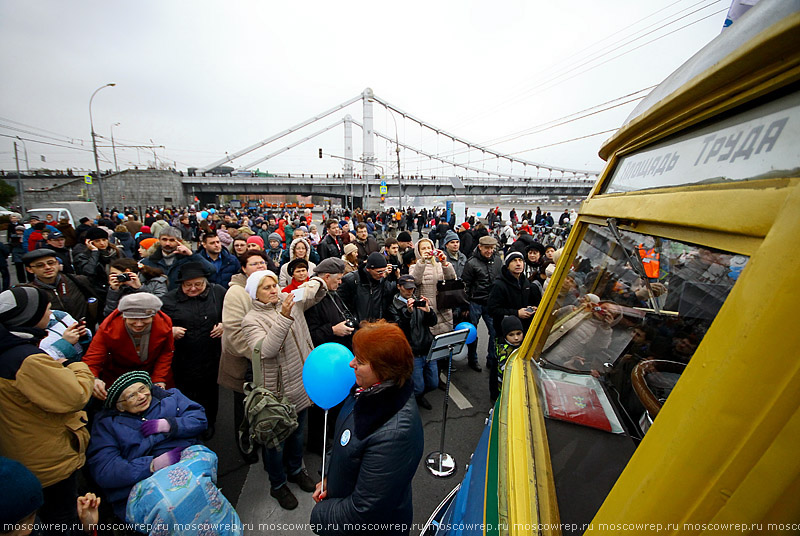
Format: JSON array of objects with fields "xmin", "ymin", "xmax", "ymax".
[{"xmin": 631, "ymin": 359, "xmax": 686, "ymax": 417}]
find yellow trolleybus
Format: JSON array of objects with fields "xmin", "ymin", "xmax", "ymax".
[{"xmin": 427, "ymin": 2, "xmax": 800, "ymax": 535}]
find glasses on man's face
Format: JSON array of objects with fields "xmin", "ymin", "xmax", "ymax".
[
  {"xmin": 247, "ymin": 261, "xmax": 267, "ymax": 268},
  {"xmin": 123, "ymin": 385, "xmax": 150, "ymax": 403},
  {"xmin": 183, "ymin": 281, "xmax": 206, "ymax": 290},
  {"xmin": 31, "ymin": 260, "xmax": 59, "ymax": 269}
]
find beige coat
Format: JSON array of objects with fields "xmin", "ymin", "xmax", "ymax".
[
  {"xmin": 411, "ymin": 240, "xmax": 456, "ymax": 336},
  {"xmin": 218, "ymin": 273, "xmax": 252, "ymax": 392},
  {"xmin": 0, "ymin": 353, "xmax": 94, "ymax": 487},
  {"xmin": 240, "ymin": 277, "xmax": 327, "ymax": 412}
]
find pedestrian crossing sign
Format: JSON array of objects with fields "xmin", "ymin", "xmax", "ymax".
[
  {"xmin": 84, "ymin": 174, "xmax": 93, "ymax": 184},
  {"xmin": 380, "ymin": 185, "xmax": 388, "ymax": 194}
]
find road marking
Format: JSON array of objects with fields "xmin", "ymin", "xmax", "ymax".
[{"xmin": 440, "ymin": 373, "xmax": 473, "ymax": 410}]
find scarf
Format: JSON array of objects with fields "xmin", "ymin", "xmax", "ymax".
[{"xmin": 125, "ymin": 323, "xmax": 152, "ymax": 362}]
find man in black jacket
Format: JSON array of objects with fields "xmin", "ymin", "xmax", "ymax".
[
  {"xmin": 486, "ymin": 251, "xmax": 542, "ymax": 401},
  {"xmin": 304, "ymin": 258, "xmax": 355, "ymax": 350},
  {"xmin": 353, "ymin": 223, "xmax": 379, "ymax": 263},
  {"xmin": 461, "ymin": 236, "xmax": 503, "ymax": 373},
  {"xmin": 386, "ymin": 274, "xmax": 437, "ymax": 409},
  {"xmin": 317, "ymin": 219, "xmax": 343, "ymax": 261},
  {"xmin": 303, "ymin": 257, "xmax": 354, "ymax": 455},
  {"xmin": 23, "ymin": 249, "xmax": 95, "ymax": 327},
  {"xmin": 338, "ymin": 252, "xmax": 398, "ymax": 324}
]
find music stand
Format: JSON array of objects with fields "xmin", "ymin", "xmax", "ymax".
[{"xmin": 425, "ymin": 328, "xmax": 469, "ymax": 478}]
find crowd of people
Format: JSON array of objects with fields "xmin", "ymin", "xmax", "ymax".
[{"xmin": 0, "ymin": 202, "xmax": 566, "ymax": 535}]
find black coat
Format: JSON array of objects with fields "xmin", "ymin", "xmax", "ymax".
[
  {"xmin": 458, "ymin": 229, "xmax": 475, "ymax": 257},
  {"xmin": 73, "ymin": 246, "xmax": 123, "ymax": 295},
  {"xmin": 161, "ymin": 283, "xmax": 226, "ymax": 384},
  {"xmin": 304, "ymin": 292, "xmax": 354, "ymax": 351},
  {"xmin": 338, "ymin": 266, "xmax": 398, "ymax": 324},
  {"xmin": 461, "ymin": 250, "xmax": 503, "ymax": 305},
  {"xmin": 318, "ymin": 233, "xmax": 343, "ymax": 261},
  {"xmin": 487, "ymin": 266, "xmax": 542, "ymax": 335},
  {"xmin": 310, "ymin": 381, "xmax": 423, "ymax": 536},
  {"xmin": 386, "ymin": 294, "xmax": 437, "ymax": 357}
]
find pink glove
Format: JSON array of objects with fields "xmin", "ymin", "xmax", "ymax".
[
  {"xmin": 141, "ymin": 419, "xmax": 171, "ymax": 437},
  {"xmin": 151, "ymin": 447, "xmax": 183, "ymax": 472}
]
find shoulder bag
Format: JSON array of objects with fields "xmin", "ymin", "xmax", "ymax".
[
  {"xmin": 436, "ymin": 278, "xmax": 470, "ymax": 310},
  {"xmin": 238, "ymin": 338, "xmax": 299, "ymax": 453}
]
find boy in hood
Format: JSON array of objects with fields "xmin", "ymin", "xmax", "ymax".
[{"xmin": 495, "ymin": 315, "xmax": 524, "ymax": 394}]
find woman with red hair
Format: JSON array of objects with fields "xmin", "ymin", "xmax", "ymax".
[{"xmin": 311, "ymin": 320, "xmax": 423, "ymax": 535}]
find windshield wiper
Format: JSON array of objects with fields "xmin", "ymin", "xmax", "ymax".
[{"xmin": 606, "ymin": 218, "xmax": 662, "ymax": 314}]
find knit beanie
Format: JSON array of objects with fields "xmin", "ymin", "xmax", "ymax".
[
  {"xmin": 139, "ymin": 237, "xmax": 157, "ymax": 251},
  {"xmin": 85, "ymin": 227, "xmax": 109, "ymax": 241},
  {"xmin": 501, "ymin": 315, "xmax": 524, "ymax": 339},
  {"xmin": 245, "ymin": 270, "xmax": 279, "ymax": 299},
  {"xmin": 443, "ymin": 230, "xmax": 459, "ymax": 245},
  {"xmin": 268, "ymin": 233, "xmax": 282, "ymax": 245},
  {"xmin": 105, "ymin": 370, "xmax": 153, "ymax": 409},
  {"xmin": 397, "ymin": 231, "xmax": 412, "ymax": 242},
  {"xmin": 246, "ymin": 236, "xmax": 265, "ymax": 249},
  {"xmin": 0, "ymin": 287, "xmax": 50, "ymax": 328},
  {"xmin": 0, "ymin": 457, "xmax": 43, "ymax": 525},
  {"xmin": 504, "ymin": 251, "xmax": 524, "ymax": 268}
]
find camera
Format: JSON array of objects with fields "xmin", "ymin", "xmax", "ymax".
[
  {"xmin": 525, "ymin": 306, "xmax": 535, "ymax": 313},
  {"xmin": 116, "ymin": 273, "xmax": 132, "ymax": 282},
  {"xmin": 412, "ymin": 299, "xmax": 425, "ymax": 308},
  {"xmin": 344, "ymin": 319, "xmax": 356, "ymax": 329}
]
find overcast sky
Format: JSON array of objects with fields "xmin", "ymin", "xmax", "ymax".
[{"xmin": 0, "ymin": 0, "xmax": 730, "ymax": 178}]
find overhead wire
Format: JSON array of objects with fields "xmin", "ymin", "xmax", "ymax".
[{"xmin": 447, "ymin": 0, "xmax": 723, "ymax": 132}]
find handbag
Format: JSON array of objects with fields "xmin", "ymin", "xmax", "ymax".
[
  {"xmin": 238, "ymin": 339, "xmax": 299, "ymax": 453},
  {"xmin": 436, "ymin": 278, "xmax": 469, "ymax": 310}
]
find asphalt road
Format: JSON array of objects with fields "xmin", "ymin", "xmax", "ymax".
[{"xmin": 210, "ymin": 320, "xmax": 495, "ymax": 536}]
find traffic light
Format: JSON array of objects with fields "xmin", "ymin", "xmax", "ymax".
[
  {"xmin": 381, "ymin": 195, "xmax": 385, "ymax": 203},
  {"xmin": 318, "ymin": 148, "xmax": 323, "ymax": 159}
]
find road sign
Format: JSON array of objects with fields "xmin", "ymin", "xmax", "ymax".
[
  {"xmin": 380, "ymin": 180, "xmax": 386, "ymax": 187},
  {"xmin": 84, "ymin": 174, "xmax": 93, "ymax": 184},
  {"xmin": 380, "ymin": 186, "xmax": 388, "ymax": 194}
]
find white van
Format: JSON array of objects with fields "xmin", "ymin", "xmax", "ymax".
[{"xmin": 28, "ymin": 201, "xmax": 99, "ymax": 227}]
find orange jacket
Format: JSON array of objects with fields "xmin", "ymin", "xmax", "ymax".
[{"xmin": 637, "ymin": 245, "xmax": 660, "ymax": 279}]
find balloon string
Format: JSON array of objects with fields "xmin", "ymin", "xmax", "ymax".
[{"xmin": 322, "ymin": 409, "xmax": 328, "ymax": 496}]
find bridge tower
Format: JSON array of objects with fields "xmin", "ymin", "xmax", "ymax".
[
  {"xmin": 343, "ymin": 114, "xmax": 354, "ymax": 181},
  {"xmin": 362, "ymin": 88, "xmax": 376, "ymax": 209}
]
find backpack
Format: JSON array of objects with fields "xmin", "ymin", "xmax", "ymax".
[{"xmin": 238, "ymin": 339, "xmax": 299, "ymax": 452}]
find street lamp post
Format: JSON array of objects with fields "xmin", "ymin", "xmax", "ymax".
[
  {"xmin": 111, "ymin": 122, "xmax": 120, "ymax": 172},
  {"xmin": 90, "ymin": 83, "xmax": 115, "ymax": 211}
]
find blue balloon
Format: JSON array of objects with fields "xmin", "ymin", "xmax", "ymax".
[
  {"xmin": 476, "ymin": 212, "xmax": 482, "ymax": 217},
  {"xmin": 200, "ymin": 211, "xmax": 209, "ymax": 219},
  {"xmin": 303, "ymin": 343, "xmax": 355, "ymax": 410},
  {"xmin": 209, "ymin": 208, "xmax": 216, "ymax": 214},
  {"xmin": 117, "ymin": 213, "xmax": 125, "ymax": 220},
  {"xmin": 454, "ymin": 322, "xmax": 478, "ymax": 344}
]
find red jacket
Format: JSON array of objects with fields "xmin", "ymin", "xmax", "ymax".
[{"xmin": 82, "ymin": 310, "xmax": 174, "ymax": 386}]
